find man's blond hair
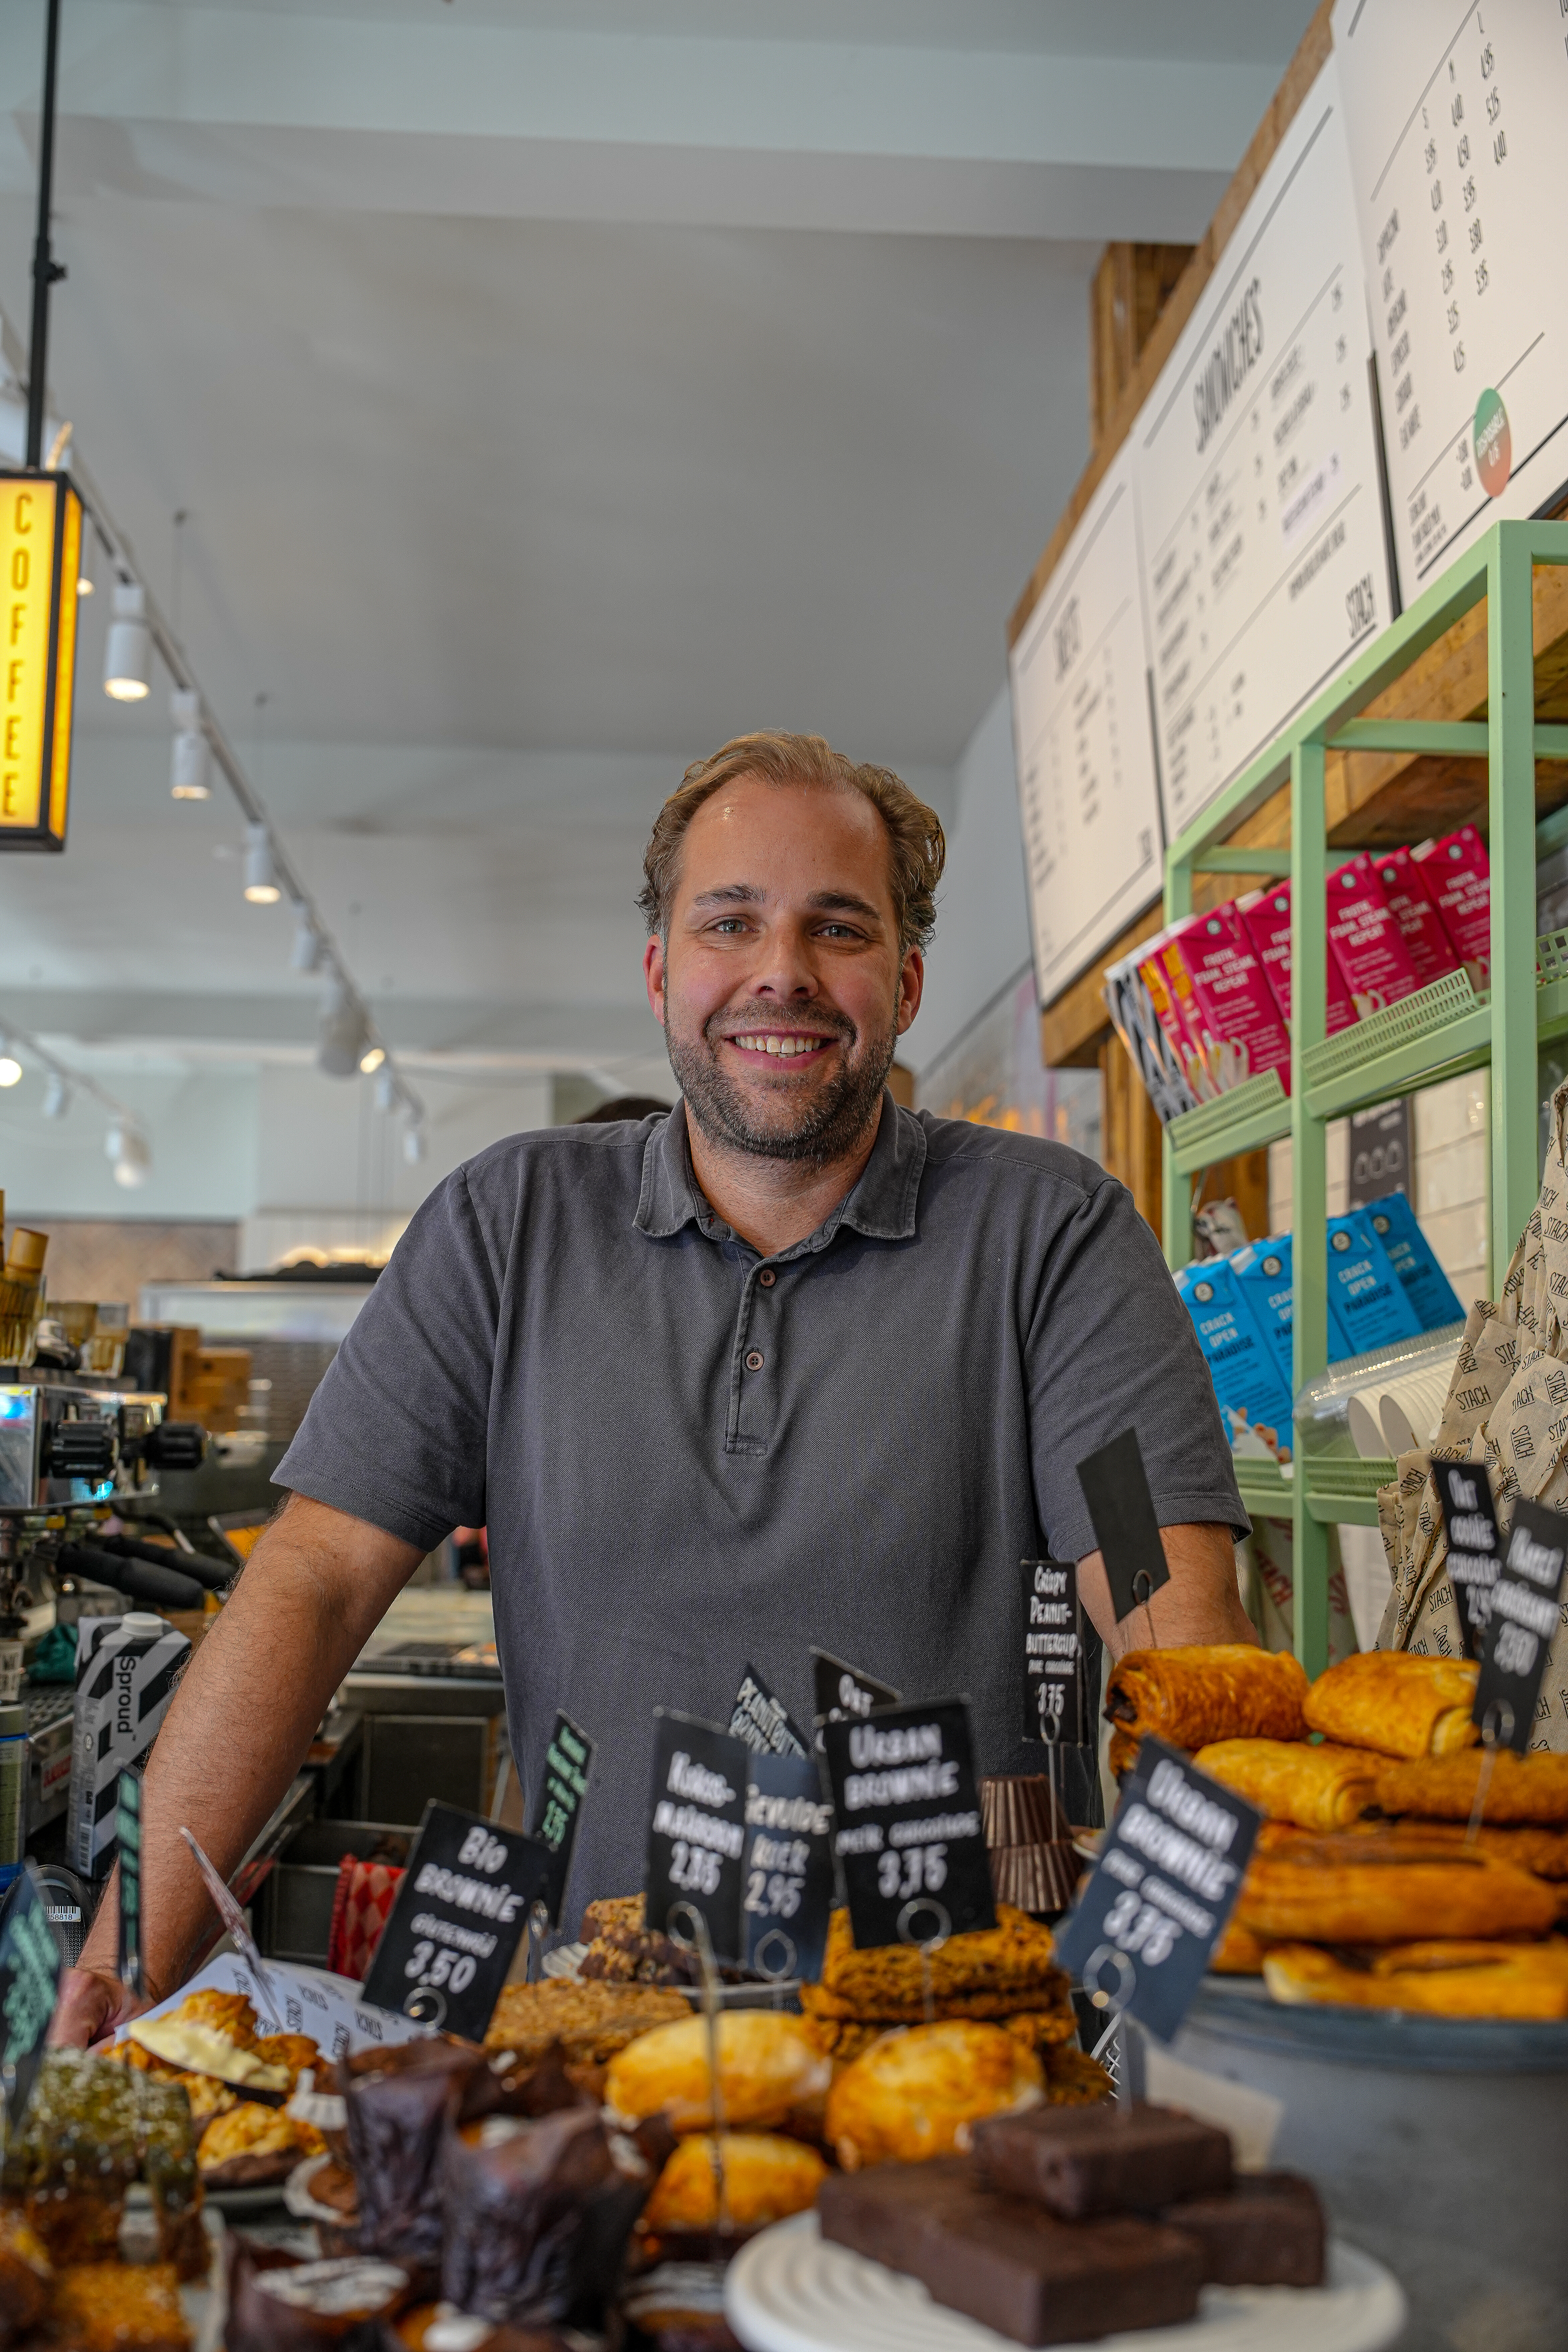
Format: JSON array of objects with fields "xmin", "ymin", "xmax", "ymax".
[{"xmin": 638, "ymin": 731, "xmax": 945, "ymax": 956}]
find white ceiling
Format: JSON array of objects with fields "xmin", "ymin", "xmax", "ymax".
[{"xmin": 0, "ymin": 0, "xmax": 1318, "ymax": 1099}]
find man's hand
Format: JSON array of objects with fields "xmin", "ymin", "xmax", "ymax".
[
  {"xmin": 1077, "ymin": 1520, "xmax": 1256, "ymax": 1658},
  {"xmin": 66, "ymin": 1493, "xmax": 422, "ymax": 2018},
  {"xmin": 49, "ymin": 1961, "xmax": 145, "ymax": 2051}
]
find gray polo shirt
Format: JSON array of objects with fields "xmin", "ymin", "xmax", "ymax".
[{"xmin": 277, "ymin": 1095, "xmax": 1244, "ymax": 1924}]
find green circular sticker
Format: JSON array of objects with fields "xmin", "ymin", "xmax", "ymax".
[{"xmin": 1474, "ymin": 387, "xmax": 1511, "ymax": 498}]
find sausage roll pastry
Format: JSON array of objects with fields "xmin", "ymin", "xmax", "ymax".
[
  {"xmin": 1263, "ymin": 1939, "xmax": 1568, "ymax": 2020},
  {"xmin": 1105, "ymin": 1646, "xmax": 1309, "ymax": 1750},
  {"xmin": 1235, "ymin": 1847, "xmax": 1557, "ymax": 1943},
  {"xmin": 1303, "ymin": 1651, "xmax": 1478, "ymax": 1760},
  {"xmin": 1372, "ymin": 1748, "xmax": 1568, "ymax": 1824},
  {"xmin": 1194, "ymin": 1739, "xmax": 1380, "ymax": 1832}
]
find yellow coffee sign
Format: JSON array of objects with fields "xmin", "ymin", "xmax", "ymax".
[{"xmin": 0, "ymin": 473, "xmax": 81, "ymax": 852}]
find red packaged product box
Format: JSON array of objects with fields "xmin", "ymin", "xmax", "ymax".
[
  {"xmin": 1136, "ymin": 929, "xmax": 1212, "ymax": 1101},
  {"xmin": 1169, "ymin": 905, "xmax": 1292, "ymax": 1090},
  {"xmin": 1368, "ymin": 847, "xmax": 1459, "ymax": 990},
  {"xmin": 1236, "ymin": 882, "xmax": 1358, "ymax": 1036},
  {"xmin": 1325, "ymin": 857, "xmax": 1421, "ymax": 1016},
  {"xmin": 1412, "ymin": 826, "xmax": 1491, "ymax": 988}
]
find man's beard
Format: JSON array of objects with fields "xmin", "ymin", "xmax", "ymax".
[{"xmin": 666, "ymin": 998, "xmax": 899, "ymax": 1167}]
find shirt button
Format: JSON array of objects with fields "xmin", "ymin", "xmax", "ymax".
[
  {"xmin": 758, "ymin": 1269, "xmax": 776, "ymax": 1288},
  {"xmin": 745, "ymin": 1350, "xmax": 765, "ymax": 1372}
]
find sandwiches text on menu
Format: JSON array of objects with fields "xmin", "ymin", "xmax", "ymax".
[
  {"xmin": 1433, "ymin": 1461, "xmax": 1502, "ymax": 1662},
  {"xmin": 361, "ymin": 1801, "xmax": 553, "ymax": 2038},
  {"xmin": 644, "ymin": 1709, "xmax": 749, "ymax": 1964},
  {"xmin": 1054, "ymin": 1737, "xmax": 1259, "ymax": 2044},
  {"xmin": 1473, "ymin": 1497, "xmax": 1568, "ymax": 1754},
  {"xmin": 821, "ymin": 1697, "xmax": 996, "ymax": 1949},
  {"xmin": 1019, "ymin": 1558, "xmax": 1088, "ymax": 1746}
]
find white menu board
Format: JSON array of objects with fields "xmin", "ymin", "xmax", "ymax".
[
  {"xmin": 1133, "ymin": 57, "xmax": 1394, "ymax": 842},
  {"xmin": 1333, "ymin": 0, "xmax": 1568, "ymax": 602},
  {"xmin": 1010, "ymin": 447, "xmax": 1163, "ymax": 1001}
]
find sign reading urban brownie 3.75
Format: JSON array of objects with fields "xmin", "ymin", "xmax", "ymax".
[{"xmin": 821, "ymin": 1698, "xmax": 996, "ymax": 1950}]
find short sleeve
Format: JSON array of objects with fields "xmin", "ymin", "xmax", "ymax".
[
  {"xmin": 274, "ymin": 1165, "xmax": 502, "ymax": 1549},
  {"xmin": 1024, "ymin": 1175, "xmax": 1248, "ymax": 1562}
]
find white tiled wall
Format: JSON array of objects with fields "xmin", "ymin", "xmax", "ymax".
[{"xmin": 1267, "ymin": 1069, "xmax": 1490, "ymax": 1310}]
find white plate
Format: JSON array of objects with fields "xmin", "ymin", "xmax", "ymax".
[{"xmin": 724, "ymin": 2212, "xmax": 1406, "ymax": 2352}]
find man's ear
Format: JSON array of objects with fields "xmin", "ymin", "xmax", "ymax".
[
  {"xmin": 896, "ymin": 947, "xmax": 924, "ymax": 1035},
  {"xmin": 644, "ymin": 934, "xmax": 667, "ymax": 1025}
]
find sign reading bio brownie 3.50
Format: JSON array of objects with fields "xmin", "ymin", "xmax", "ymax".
[
  {"xmin": 361, "ymin": 1801, "xmax": 552, "ymax": 2039},
  {"xmin": 821, "ymin": 1698, "xmax": 996, "ymax": 1950}
]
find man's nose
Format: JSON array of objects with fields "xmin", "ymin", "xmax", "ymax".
[{"xmin": 746, "ymin": 921, "xmax": 820, "ymax": 999}]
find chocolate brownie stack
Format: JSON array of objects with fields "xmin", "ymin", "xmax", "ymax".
[{"xmin": 819, "ymin": 2101, "xmax": 1325, "ymax": 2346}]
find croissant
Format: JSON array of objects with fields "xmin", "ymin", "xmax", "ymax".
[
  {"xmin": 1264, "ymin": 1940, "xmax": 1568, "ymax": 2020},
  {"xmin": 1372, "ymin": 1750, "xmax": 1568, "ymax": 1824},
  {"xmin": 1194, "ymin": 1739, "xmax": 1380, "ymax": 1832},
  {"xmin": 1105, "ymin": 1646, "xmax": 1308, "ymax": 1749},
  {"xmin": 1303, "ymin": 1653, "xmax": 1478, "ymax": 1760},
  {"xmin": 1235, "ymin": 1847, "xmax": 1557, "ymax": 1943}
]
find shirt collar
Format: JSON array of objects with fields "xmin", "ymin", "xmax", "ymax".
[{"xmin": 635, "ymin": 1092, "xmax": 926, "ymax": 1251}]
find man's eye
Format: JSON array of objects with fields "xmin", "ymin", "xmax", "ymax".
[
  {"xmin": 711, "ymin": 918, "xmax": 748, "ymax": 934},
  {"xmin": 819, "ymin": 923, "xmax": 860, "ymax": 940}
]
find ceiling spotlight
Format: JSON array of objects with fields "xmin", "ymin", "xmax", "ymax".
[
  {"xmin": 374, "ymin": 1069, "xmax": 396, "ymax": 1112},
  {"xmin": 42, "ymin": 1070, "xmax": 70, "ymax": 1117},
  {"xmin": 0, "ymin": 1050, "xmax": 20, "ymax": 1088},
  {"xmin": 170, "ymin": 689, "xmax": 210, "ymax": 800},
  {"xmin": 105, "ymin": 1124, "xmax": 151, "ymax": 1188},
  {"xmin": 243, "ymin": 822, "xmax": 281, "ymax": 904},
  {"xmin": 318, "ymin": 978, "xmax": 369, "ymax": 1078},
  {"xmin": 359, "ymin": 1044, "xmax": 386, "ymax": 1075},
  {"xmin": 77, "ymin": 536, "xmax": 94, "ymax": 597},
  {"xmin": 104, "ymin": 579, "xmax": 151, "ymax": 701},
  {"xmin": 290, "ymin": 910, "xmax": 325, "ymax": 972},
  {"xmin": 403, "ymin": 1121, "xmax": 427, "ymax": 1165}
]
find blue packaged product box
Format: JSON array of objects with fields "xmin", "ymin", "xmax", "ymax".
[
  {"xmin": 1231, "ymin": 1232, "xmax": 1356, "ymax": 1386},
  {"xmin": 1324, "ymin": 1210, "xmax": 1423, "ymax": 1355},
  {"xmin": 1175, "ymin": 1258, "xmax": 1295, "ymax": 1459},
  {"xmin": 1360, "ymin": 1189, "xmax": 1465, "ymax": 1331}
]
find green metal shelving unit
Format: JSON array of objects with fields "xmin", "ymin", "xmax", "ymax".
[{"xmin": 1160, "ymin": 519, "xmax": 1568, "ymax": 1675}]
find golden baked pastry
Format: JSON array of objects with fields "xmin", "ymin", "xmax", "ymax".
[
  {"xmin": 129, "ymin": 1989, "xmax": 289, "ymax": 2092},
  {"xmin": 50, "ymin": 2261, "xmax": 192, "ymax": 2352},
  {"xmin": 799, "ymin": 1979, "xmax": 1074, "ymax": 2027},
  {"xmin": 1264, "ymin": 1939, "xmax": 1568, "ymax": 2019},
  {"xmin": 169, "ymin": 1988, "xmax": 259, "ymax": 2046},
  {"xmin": 197, "ymin": 2100, "xmax": 324, "ymax": 2186},
  {"xmin": 1304, "ymin": 1652, "xmax": 1478, "ymax": 1759},
  {"xmin": 642, "ymin": 2134, "xmax": 827, "ymax": 2235},
  {"xmin": 1108, "ymin": 1730, "xmax": 1141, "ymax": 1781},
  {"xmin": 483, "ymin": 1979, "xmax": 690, "ymax": 2070},
  {"xmin": 1040, "ymin": 2045, "xmax": 1114, "ymax": 2106},
  {"xmin": 1194, "ymin": 1738, "xmax": 1380, "ymax": 1831},
  {"xmin": 986, "ymin": 2008, "xmax": 1079, "ymax": 2052},
  {"xmin": 1355, "ymin": 1820, "xmax": 1568, "ymax": 1880},
  {"xmin": 0, "ymin": 2204, "xmax": 51, "ymax": 2343},
  {"xmin": 1210, "ymin": 1919, "xmax": 1274, "ymax": 1974},
  {"xmin": 112, "ymin": 2044, "xmax": 238, "ymax": 2129},
  {"xmin": 1236, "ymin": 1845, "xmax": 1557, "ymax": 1943},
  {"xmin": 816, "ymin": 1904, "xmax": 1063, "ymax": 2013},
  {"xmin": 603, "ymin": 2010, "xmax": 830, "ymax": 2133},
  {"xmin": 1106, "ymin": 1646, "xmax": 1308, "ymax": 1749},
  {"xmin": 825, "ymin": 2020, "xmax": 1042, "ymax": 2169},
  {"xmin": 1372, "ymin": 1749, "xmax": 1568, "ymax": 1824},
  {"xmin": 251, "ymin": 2033, "xmax": 320, "ymax": 2091}
]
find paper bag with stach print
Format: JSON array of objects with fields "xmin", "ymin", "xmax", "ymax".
[{"xmin": 1378, "ymin": 1078, "xmax": 1568, "ymax": 1752}]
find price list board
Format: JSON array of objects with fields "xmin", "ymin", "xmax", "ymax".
[
  {"xmin": 1133, "ymin": 58, "xmax": 1393, "ymax": 842},
  {"xmin": 1009, "ymin": 447, "xmax": 1163, "ymax": 1001},
  {"xmin": 1332, "ymin": 0, "xmax": 1568, "ymax": 599}
]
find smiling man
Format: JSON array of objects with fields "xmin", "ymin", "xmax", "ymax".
[{"xmin": 53, "ymin": 731, "xmax": 1250, "ymax": 2041}]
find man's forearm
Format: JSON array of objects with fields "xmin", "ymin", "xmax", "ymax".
[
  {"xmin": 76, "ymin": 1497, "xmax": 419, "ymax": 2000},
  {"xmin": 1078, "ymin": 1521, "xmax": 1256, "ymax": 1659}
]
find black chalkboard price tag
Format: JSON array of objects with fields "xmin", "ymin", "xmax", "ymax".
[
  {"xmin": 811, "ymin": 1649, "xmax": 902, "ymax": 1754},
  {"xmin": 821, "ymin": 1696, "xmax": 995, "ymax": 1950},
  {"xmin": 729, "ymin": 1665, "xmax": 807, "ymax": 1760},
  {"xmin": 116, "ymin": 1769, "xmax": 143, "ymax": 1998},
  {"xmin": 644, "ymin": 1710, "xmax": 749, "ymax": 1965},
  {"xmin": 1473, "ymin": 1498, "xmax": 1568, "ymax": 1754},
  {"xmin": 1076, "ymin": 1427, "xmax": 1169, "ymax": 1628},
  {"xmin": 742, "ymin": 1750, "xmax": 835, "ymax": 1983},
  {"xmin": 1053, "ymin": 1737, "xmax": 1259, "ymax": 2044},
  {"xmin": 1433, "ymin": 1460, "xmax": 1503, "ymax": 1662},
  {"xmin": 1020, "ymin": 1559, "xmax": 1087, "ymax": 1747},
  {"xmin": 0, "ymin": 1864, "xmax": 63, "ymax": 2122},
  {"xmin": 361, "ymin": 1801, "xmax": 553, "ymax": 2038},
  {"xmin": 527, "ymin": 1712, "xmax": 595, "ymax": 1925}
]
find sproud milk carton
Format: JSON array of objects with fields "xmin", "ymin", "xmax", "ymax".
[{"xmin": 69, "ymin": 1614, "xmax": 190, "ymax": 1879}]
